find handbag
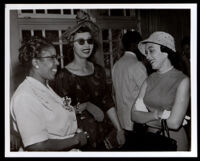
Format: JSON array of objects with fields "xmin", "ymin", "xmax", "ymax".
[{"xmin": 128, "ymin": 120, "xmax": 177, "ymax": 151}]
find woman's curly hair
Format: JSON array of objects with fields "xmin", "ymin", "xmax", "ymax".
[{"xmin": 18, "ymin": 36, "xmax": 53, "ymax": 65}]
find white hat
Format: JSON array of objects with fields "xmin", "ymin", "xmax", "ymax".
[{"xmin": 138, "ymin": 31, "xmax": 176, "ymax": 55}]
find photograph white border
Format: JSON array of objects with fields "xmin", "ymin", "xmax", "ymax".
[{"xmin": 5, "ymin": 3, "xmax": 197, "ymax": 158}]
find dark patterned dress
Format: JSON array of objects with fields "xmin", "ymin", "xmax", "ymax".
[{"xmin": 49, "ymin": 63, "xmax": 115, "ymax": 150}]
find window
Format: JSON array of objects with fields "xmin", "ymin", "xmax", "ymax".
[
  {"xmin": 20, "ymin": 29, "xmax": 66, "ymax": 68},
  {"xmin": 101, "ymin": 28, "xmax": 134, "ymax": 82},
  {"xmin": 98, "ymin": 9, "xmax": 133, "ymax": 17},
  {"xmin": 17, "ymin": 9, "xmax": 138, "ymax": 82},
  {"xmin": 18, "ymin": 9, "xmax": 77, "ymax": 18}
]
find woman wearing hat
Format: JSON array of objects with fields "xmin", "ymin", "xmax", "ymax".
[
  {"xmin": 131, "ymin": 31, "xmax": 190, "ymax": 151},
  {"xmin": 49, "ymin": 10, "xmax": 125, "ymax": 150}
]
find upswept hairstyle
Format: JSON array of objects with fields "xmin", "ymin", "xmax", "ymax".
[{"xmin": 18, "ymin": 36, "xmax": 54, "ymax": 66}]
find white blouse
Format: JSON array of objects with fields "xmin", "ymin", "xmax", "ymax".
[{"xmin": 11, "ymin": 76, "xmax": 77, "ymax": 147}]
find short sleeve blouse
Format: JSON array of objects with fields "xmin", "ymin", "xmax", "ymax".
[{"xmin": 11, "ymin": 77, "xmax": 77, "ymax": 147}]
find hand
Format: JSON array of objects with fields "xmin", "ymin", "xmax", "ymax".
[
  {"xmin": 75, "ymin": 102, "xmax": 87, "ymax": 114},
  {"xmin": 74, "ymin": 131, "xmax": 88, "ymax": 147},
  {"xmin": 10, "ymin": 132, "xmax": 21, "ymax": 151},
  {"xmin": 116, "ymin": 130, "xmax": 125, "ymax": 147},
  {"xmin": 153, "ymin": 110, "xmax": 163, "ymax": 120},
  {"xmin": 160, "ymin": 110, "xmax": 171, "ymax": 119}
]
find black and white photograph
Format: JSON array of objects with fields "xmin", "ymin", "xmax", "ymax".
[{"xmin": 5, "ymin": 3, "xmax": 197, "ymax": 158}]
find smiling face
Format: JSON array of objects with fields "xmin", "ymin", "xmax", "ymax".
[
  {"xmin": 145, "ymin": 43, "xmax": 168, "ymax": 70},
  {"xmin": 73, "ymin": 32, "xmax": 94, "ymax": 60},
  {"xmin": 36, "ymin": 46, "xmax": 59, "ymax": 81}
]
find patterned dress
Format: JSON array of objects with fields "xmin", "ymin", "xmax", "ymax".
[{"xmin": 49, "ymin": 63, "xmax": 115, "ymax": 150}]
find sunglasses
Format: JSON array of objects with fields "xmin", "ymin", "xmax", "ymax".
[
  {"xmin": 36, "ymin": 55, "xmax": 64, "ymax": 60},
  {"xmin": 73, "ymin": 38, "xmax": 94, "ymax": 45}
]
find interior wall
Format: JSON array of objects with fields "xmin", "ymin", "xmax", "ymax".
[
  {"xmin": 140, "ymin": 9, "xmax": 190, "ymax": 52},
  {"xmin": 10, "ymin": 10, "xmax": 25, "ymax": 98}
]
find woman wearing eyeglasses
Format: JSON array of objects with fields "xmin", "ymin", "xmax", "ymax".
[
  {"xmin": 10, "ymin": 36, "xmax": 88, "ymax": 151},
  {"xmin": 49, "ymin": 10, "xmax": 125, "ymax": 151}
]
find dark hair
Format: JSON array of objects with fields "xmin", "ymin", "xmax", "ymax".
[
  {"xmin": 120, "ymin": 31, "xmax": 154, "ymax": 75},
  {"xmin": 121, "ymin": 31, "xmax": 143, "ymax": 61},
  {"xmin": 160, "ymin": 45, "xmax": 183, "ymax": 71},
  {"xmin": 18, "ymin": 36, "xmax": 54, "ymax": 66},
  {"xmin": 122, "ymin": 31, "xmax": 142, "ymax": 51},
  {"xmin": 63, "ymin": 26, "xmax": 98, "ymax": 65},
  {"xmin": 181, "ymin": 36, "xmax": 190, "ymax": 48}
]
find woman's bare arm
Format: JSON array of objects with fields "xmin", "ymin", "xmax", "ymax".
[
  {"xmin": 131, "ymin": 80, "xmax": 161, "ymax": 124},
  {"xmin": 166, "ymin": 77, "xmax": 190, "ymax": 130}
]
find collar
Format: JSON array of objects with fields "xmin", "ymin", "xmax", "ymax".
[
  {"xmin": 125, "ymin": 51, "xmax": 137, "ymax": 57},
  {"xmin": 26, "ymin": 76, "xmax": 47, "ymax": 90}
]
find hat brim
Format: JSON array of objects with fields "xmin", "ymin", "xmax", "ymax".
[
  {"xmin": 138, "ymin": 42, "xmax": 146, "ymax": 56},
  {"xmin": 138, "ymin": 40, "xmax": 176, "ymax": 56}
]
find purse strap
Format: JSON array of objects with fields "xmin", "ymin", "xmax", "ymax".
[{"xmin": 161, "ymin": 119, "xmax": 171, "ymax": 138}]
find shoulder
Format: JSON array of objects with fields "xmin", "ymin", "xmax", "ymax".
[
  {"xmin": 113, "ymin": 55, "xmax": 139, "ymax": 71},
  {"xmin": 12, "ymin": 80, "xmax": 31, "ymax": 97},
  {"xmin": 171, "ymin": 68, "xmax": 187, "ymax": 77},
  {"xmin": 146, "ymin": 71, "xmax": 157, "ymax": 80},
  {"xmin": 93, "ymin": 63, "xmax": 105, "ymax": 72},
  {"xmin": 169, "ymin": 68, "xmax": 188, "ymax": 84},
  {"xmin": 11, "ymin": 82, "xmax": 36, "ymax": 111},
  {"xmin": 178, "ymin": 76, "xmax": 190, "ymax": 89}
]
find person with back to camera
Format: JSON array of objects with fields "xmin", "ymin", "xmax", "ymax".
[
  {"xmin": 131, "ymin": 31, "xmax": 190, "ymax": 151},
  {"xmin": 10, "ymin": 36, "xmax": 88, "ymax": 151},
  {"xmin": 49, "ymin": 10, "xmax": 125, "ymax": 150},
  {"xmin": 112, "ymin": 31, "xmax": 148, "ymax": 150}
]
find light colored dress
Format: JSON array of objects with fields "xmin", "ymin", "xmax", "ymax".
[
  {"xmin": 112, "ymin": 51, "xmax": 147, "ymax": 131},
  {"xmin": 144, "ymin": 68, "xmax": 189, "ymax": 151},
  {"xmin": 10, "ymin": 76, "xmax": 77, "ymax": 148}
]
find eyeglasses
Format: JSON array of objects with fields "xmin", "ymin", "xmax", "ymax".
[
  {"xmin": 73, "ymin": 38, "xmax": 94, "ymax": 45},
  {"xmin": 36, "ymin": 55, "xmax": 64, "ymax": 60}
]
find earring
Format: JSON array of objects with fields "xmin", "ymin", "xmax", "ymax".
[{"xmin": 35, "ymin": 65, "xmax": 39, "ymax": 69}]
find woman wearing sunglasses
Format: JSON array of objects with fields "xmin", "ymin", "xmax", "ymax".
[
  {"xmin": 10, "ymin": 36, "xmax": 88, "ymax": 151},
  {"xmin": 50, "ymin": 10, "xmax": 125, "ymax": 151}
]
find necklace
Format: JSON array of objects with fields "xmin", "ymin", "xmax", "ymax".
[{"xmin": 158, "ymin": 66, "xmax": 174, "ymax": 74}]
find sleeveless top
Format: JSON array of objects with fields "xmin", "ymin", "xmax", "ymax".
[
  {"xmin": 144, "ymin": 68, "xmax": 186, "ymax": 111},
  {"xmin": 144, "ymin": 68, "xmax": 189, "ymax": 151}
]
